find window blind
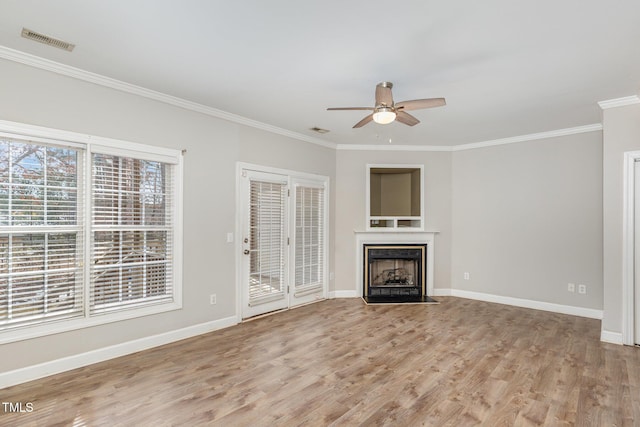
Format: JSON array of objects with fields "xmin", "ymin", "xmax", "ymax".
[
  {"xmin": 294, "ymin": 185, "xmax": 324, "ymax": 296},
  {"xmin": 90, "ymin": 153, "xmax": 175, "ymax": 314},
  {"xmin": 0, "ymin": 139, "xmax": 84, "ymax": 329},
  {"xmin": 248, "ymin": 180, "xmax": 286, "ymax": 306}
]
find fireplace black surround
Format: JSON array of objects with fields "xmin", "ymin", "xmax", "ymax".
[{"xmin": 363, "ymin": 243, "xmax": 437, "ymax": 304}]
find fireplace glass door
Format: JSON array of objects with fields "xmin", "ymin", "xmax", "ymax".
[{"xmin": 364, "ymin": 245, "xmax": 426, "ymax": 299}]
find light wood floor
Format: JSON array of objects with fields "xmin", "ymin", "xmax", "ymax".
[{"xmin": 2, "ymin": 297, "xmax": 639, "ymax": 426}]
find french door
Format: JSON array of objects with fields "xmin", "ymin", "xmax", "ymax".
[{"xmin": 239, "ymin": 166, "xmax": 327, "ymax": 319}]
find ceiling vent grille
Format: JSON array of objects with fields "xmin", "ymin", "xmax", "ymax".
[
  {"xmin": 310, "ymin": 127, "xmax": 330, "ymax": 134},
  {"xmin": 21, "ymin": 28, "xmax": 75, "ymax": 52}
]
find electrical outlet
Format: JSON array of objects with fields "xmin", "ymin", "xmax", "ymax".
[
  {"xmin": 210, "ymin": 294, "xmax": 217, "ymax": 305},
  {"xmin": 568, "ymin": 283, "xmax": 575, "ymax": 293},
  {"xmin": 578, "ymin": 284, "xmax": 587, "ymax": 295},
  {"xmin": 464, "ymin": 272, "xmax": 470, "ymax": 280}
]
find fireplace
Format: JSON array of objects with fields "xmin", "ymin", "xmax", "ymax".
[
  {"xmin": 355, "ymin": 231, "xmax": 437, "ymax": 304},
  {"xmin": 363, "ymin": 244, "xmax": 436, "ymax": 303}
]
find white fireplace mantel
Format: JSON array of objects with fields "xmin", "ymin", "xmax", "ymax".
[{"xmin": 354, "ymin": 230, "xmax": 438, "ymax": 298}]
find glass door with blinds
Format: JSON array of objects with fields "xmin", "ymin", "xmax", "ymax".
[
  {"xmin": 239, "ymin": 167, "xmax": 328, "ymax": 319},
  {"xmin": 290, "ymin": 179, "xmax": 326, "ymax": 308},
  {"xmin": 241, "ymin": 170, "xmax": 289, "ymax": 318}
]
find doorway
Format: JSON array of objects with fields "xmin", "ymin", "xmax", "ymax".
[
  {"xmin": 635, "ymin": 159, "xmax": 640, "ymax": 344},
  {"xmin": 622, "ymin": 152, "xmax": 640, "ymax": 345},
  {"xmin": 237, "ymin": 164, "xmax": 328, "ymax": 319}
]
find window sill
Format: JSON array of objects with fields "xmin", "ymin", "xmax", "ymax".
[{"xmin": 0, "ymin": 301, "xmax": 182, "ymax": 345}]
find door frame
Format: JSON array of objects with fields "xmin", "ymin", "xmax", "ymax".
[
  {"xmin": 622, "ymin": 150, "xmax": 640, "ymax": 345},
  {"xmin": 235, "ymin": 162, "xmax": 329, "ymax": 322}
]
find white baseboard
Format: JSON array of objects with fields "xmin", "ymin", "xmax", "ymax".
[
  {"xmin": 330, "ymin": 287, "xmax": 604, "ymax": 320},
  {"xmin": 330, "ymin": 290, "xmax": 358, "ymax": 298},
  {"xmin": 0, "ymin": 316, "xmax": 237, "ymax": 389},
  {"xmin": 448, "ymin": 289, "xmax": 603, "ymax": 320},
  {"xmin": 600, "ymin": 330, "xmax": 624, "ymax": 345}
]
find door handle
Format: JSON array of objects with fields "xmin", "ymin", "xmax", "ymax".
[{"xmin": 243, "ymin": 249, "xmax": 250, "ymax": 255}]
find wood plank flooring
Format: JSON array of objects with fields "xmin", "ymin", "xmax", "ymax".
[{"xmin": 1, "ymin": 297, "xmax": 639, "ymax": 426}]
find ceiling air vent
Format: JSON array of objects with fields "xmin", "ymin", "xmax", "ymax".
[
  {"xmin": 21, "ymin": 28, "xmax": 75, "ymax": 52},
  {"xmin": 310, "ymin": 127, "xmax": 330, "ymax": 134}
]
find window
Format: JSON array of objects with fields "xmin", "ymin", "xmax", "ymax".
[
  {"xmin": 0, "ymin": 124, "xmax": 182, "ymax": 342},
  {"xmin": 0, "ymin": 139, "xmax": 84, "ymax": 329},
  {"xmin": 91, "ymin": 154, "xmax": 175, "ymax": 314}
]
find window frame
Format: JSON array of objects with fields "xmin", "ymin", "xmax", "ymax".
[{"xmin": 0, "ymin": 120, "xmax": 183, "ymax": 344}]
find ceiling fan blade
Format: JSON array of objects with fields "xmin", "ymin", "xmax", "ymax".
[
  {"xmin": 396, "ymin": 111, "xmax": 420, "ymax": 126},
  {"xmin": 327, "ymin": 107, "xmax": 374, "ymax": 111},
  {"xmin": 395, "ymin": 98, "xmax": 446, "ymax": 111},
  {"xmin": 353, "ymin": 114, "xmax": 374, "ymax": 128},
  {"xmin": 375, "ymin": 82, "xmax": 394, "ymax": 107}
]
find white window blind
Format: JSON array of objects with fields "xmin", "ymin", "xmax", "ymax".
[
  {"xmin": 90, "ymin": 153, "xmax": 175, "ymax": 314},
  {"xmin": 294, "ymin": 185, "xmax": 324, "ymax": 295},
  {"xmin": 0, "ymin": 138, "xmax": 84, "ymax": 329},
  {"xmin": 248, "ymin": 180, "xmax": 286, "ymax": 306}
]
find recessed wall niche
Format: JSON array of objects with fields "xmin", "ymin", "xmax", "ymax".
[{"xmin": 367, "ymin": 164, "xmax": 423, "ymax": 230}]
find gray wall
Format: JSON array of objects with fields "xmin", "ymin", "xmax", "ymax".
[
  {"xmin": 0, "ymin": 58, "xmax": 336, "ymax": 372},
  {"xmin": 0, "ymin": 54, "xmax": 616, "ymax": 377},
  {"xmin": 451, "ymin": 133, "xmax": 603, "ymax": 309},
  {"xmin": 602, "ymin": 103, "xmax": 640, "ymax": 334},
  {"xmin": 334, "ymin": 150, "xmax": 453, "ymax": 294}
]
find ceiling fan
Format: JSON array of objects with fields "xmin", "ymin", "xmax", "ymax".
[{"xmin": 327, "ymin": 82, "xmax": 446, "ymax": 128}]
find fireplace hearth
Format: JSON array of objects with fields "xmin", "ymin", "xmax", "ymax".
[{"xmin": 363, "ymin": 244, "xmax": 437, "ymax": 304}]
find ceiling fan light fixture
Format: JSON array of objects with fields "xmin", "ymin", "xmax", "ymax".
[{"xmin": 372, "ymin": 107, "xmax": 396, "ymax": 125}]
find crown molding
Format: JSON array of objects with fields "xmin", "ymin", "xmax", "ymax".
[
  {"xmin": 598, "ymin": 95, "xmax": 640, "ymax": 110},
  {"xmin": 336, "ymin": 123, "xmax": 603, "ymax": 152},
  {"xmin": 450, "ymin": 123, "xmax": 603, "ymax": 152},
  {"xmin": 335, "ymin": 143, "xmax": 453, "ymax": 152},
  {"xmin": 0, "ymin": 45, "xmax": 606, "ymax": 153},
  {"xmin": 0, "ymin": 45, "xmax": 337, "ymax": 150}
]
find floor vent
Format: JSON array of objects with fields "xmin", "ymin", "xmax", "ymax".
[{"xmin": 21, "ymin": 28, "xmax": 75, "ymax": 52}]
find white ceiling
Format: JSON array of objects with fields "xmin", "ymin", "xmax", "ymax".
[{"xmin": 1, "ymin": 0, "xmax": 639, "ymax": 147}]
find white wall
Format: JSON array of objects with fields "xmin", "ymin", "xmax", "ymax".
[
  {"xmin": 0, "ymin": 58, "xmax": 336, "ymax": 373},
  {"xmin": 602, "ymin": 103, "xmax": 640, "ymax": 335},
  {"xmin": 334, "ymin": 150, "xmax": 453, "ymax": 294},
  {"xmin": 452, "ymin": 132, "xmax": 603, "ymax": 309}
]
